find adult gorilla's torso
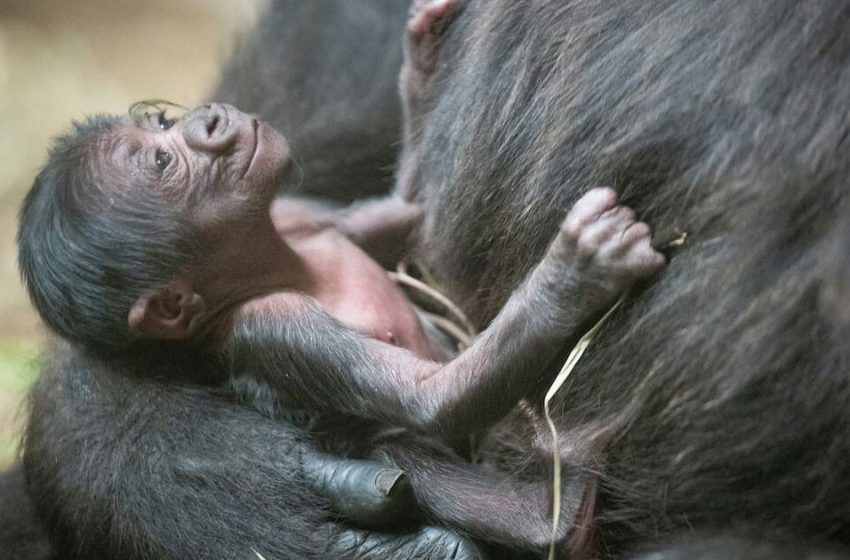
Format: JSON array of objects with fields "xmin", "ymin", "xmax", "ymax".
[{"xmin": 408, "ymin": 0, "xmax": 850, "ymax": 553}]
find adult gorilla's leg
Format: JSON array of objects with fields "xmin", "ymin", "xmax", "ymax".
[
  {"xmin": 24, "ymin": 343, "xmax": 482, "ymax": 559},
  {"xmin": 0, "ymin": 463, "xmax": 50, "ymax": 560}
]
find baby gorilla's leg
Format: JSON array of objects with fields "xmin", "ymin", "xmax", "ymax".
[{"xmin": 371, "ymin": 437, "xmax": 585, "ymax": 553}]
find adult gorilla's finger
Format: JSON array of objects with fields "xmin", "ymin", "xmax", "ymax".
[
  {"xmin": 329, "ymin": 525, "xmax": 485, "ymax": 560},
  {"xmin": 302, "ymin": 449, "xmax": 415, "ymax": 528}
]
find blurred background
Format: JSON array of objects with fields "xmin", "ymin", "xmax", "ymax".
[{"xmin": 0, "ymin": 0, "xmax": 266, "ymax": 468}]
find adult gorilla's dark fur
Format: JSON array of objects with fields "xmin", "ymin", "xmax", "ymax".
[
  {"xmin": 213, "ymin": 1, "xmax": 406, "ymax": 202},
  {"xmin": 14, "ymin": 0, "xmax": 850, "ymax": 558},
  {"xmin": 0, "ymin": 464, "xmax": 50, "ymax": 560},
  {"xmin": 403, "ymin": 0, "xmax": 850, "ymax": 557}
]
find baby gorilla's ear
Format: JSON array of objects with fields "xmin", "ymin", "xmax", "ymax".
[
  {"xmin": 407, "ymin": 0, "xmax": 466, "ymax": 75},
  {"xmin": 128, "ymin": 280, "xmax": 206, "ymax": 340}
]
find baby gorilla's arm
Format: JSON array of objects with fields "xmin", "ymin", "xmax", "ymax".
[
  {"xmin": 334, "ymin": 197, "xmax": 423, "ymax": 267},
  {"xmin": 224, "ymin": 189, "xmax": 665, "ymax": 434}
]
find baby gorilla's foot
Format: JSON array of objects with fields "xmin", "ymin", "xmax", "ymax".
[{"xmin": 543, "ymin": 187, "xmax": 666, "ymax": 317}]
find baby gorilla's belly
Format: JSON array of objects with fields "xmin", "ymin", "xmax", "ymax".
[{"xmin": 296, "ymin": 232, "xmax": 436, "ymax": 358}]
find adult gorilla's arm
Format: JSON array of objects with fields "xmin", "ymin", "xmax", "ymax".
[{"xmin": 23, "ymin": 342, "xmax": 481, "ymax": 559}]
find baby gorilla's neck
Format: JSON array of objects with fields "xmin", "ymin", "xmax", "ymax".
[{"xmin": 191, "ymin": 214, "xmax": 308, "ymax": 342}]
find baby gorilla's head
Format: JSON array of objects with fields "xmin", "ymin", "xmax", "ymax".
[{"xmin": 18, "ymin": 103, "xmax": 290, "ymax": 352}]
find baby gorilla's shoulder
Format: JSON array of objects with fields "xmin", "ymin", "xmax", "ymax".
[{"xmin": 237, "ymin": 291, "xmax": 319, "ymax": 321}]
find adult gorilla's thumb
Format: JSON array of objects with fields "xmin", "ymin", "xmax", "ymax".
[{"xmin": 302, "ymin": 449, "xmax": 415, "ymax": 528}]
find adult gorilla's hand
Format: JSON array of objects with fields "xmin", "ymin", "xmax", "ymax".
[
  {"xmin": 303, "ymin": 450, "xmax": 413, "ymax": 528},
  {"xmin": 303, "ymin": 450, "xmax": 483, "ymax": 559},
  {"xmin": 330, "ymin": 526, "xmax": 484, "ymax": 560}
]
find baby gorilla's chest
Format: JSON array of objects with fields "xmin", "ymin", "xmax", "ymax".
[{"xmin": 297, "ymin": 232, "xmax": 434, "ymax": 357}]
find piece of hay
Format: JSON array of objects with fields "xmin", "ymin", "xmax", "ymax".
[
  {"xmin": 543, "ymin": 231, "xmax": 687, "ymax": 559},
  {"xmin": 543, "ymin": 296, "xmax": 624, "ymax": 560},
  {"xmin": 389, "ymin": 261, "xmax": 477, "ymax": 349}
]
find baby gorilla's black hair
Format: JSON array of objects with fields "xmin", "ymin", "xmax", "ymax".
[{"xmin": 18, "ymin": 115, "xmax": 203, "ymax": 353}]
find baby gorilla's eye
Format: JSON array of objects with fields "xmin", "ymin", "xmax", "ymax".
[
  {"xmin": 157, "ymin": 110, "xmax": 176, "ymax": 130},
  {"xmin": 155, "ymin": 149, "xmax": 172, "ymax": 171}
]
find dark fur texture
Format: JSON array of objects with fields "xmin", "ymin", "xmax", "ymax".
[
  {"xmin": 212, "ymin": 0, "xmax": 408, "ymax": 202},
  {"xmin": 25, "ymin": 343, "xmax": 333, "ymax": 559},
  {"xmin": 403, "ymin": 0, "xmax": 850, "ymax": 556},
  {"xmin": 0, "ymin": 464, "xmax": 50, "ymax": 560}
]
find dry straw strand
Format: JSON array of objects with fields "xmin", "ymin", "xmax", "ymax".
[
  {"xmin": 543, "ymin": 231, "xmax": 687, "ymax": 559},
  {"xmin": 543, "ymin": 295, "xmax": 625, "ymax": 560}
]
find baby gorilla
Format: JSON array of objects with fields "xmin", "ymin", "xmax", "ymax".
[{"xmin": 18, "ymin": 103, "xmax": 665, "ymax": 552}]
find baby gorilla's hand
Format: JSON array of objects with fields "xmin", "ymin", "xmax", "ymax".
[
  {"xmin": 543, "ymin": 188, "xmax": 666, "ymax": 316},
  {"xmin": 340, "ymin": 197, "xmax": 424, "ymax": 268}
]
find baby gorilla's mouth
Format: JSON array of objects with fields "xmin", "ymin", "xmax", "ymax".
[{"xmin": 241, "ymin": 118, "xmax": 260, "ymax": 179}]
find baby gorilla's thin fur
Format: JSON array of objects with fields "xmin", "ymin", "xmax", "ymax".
[{"xmin": 19, "ymin": 103, "xmax": 663, "ymax": 552}]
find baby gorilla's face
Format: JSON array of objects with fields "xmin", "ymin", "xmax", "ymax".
[{"xmin": 99, "ymin": 103, "xmax": 290, "ymax": 220}]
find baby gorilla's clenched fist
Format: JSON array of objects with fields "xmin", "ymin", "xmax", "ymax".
[{"xmin": 533, "ymin": 188, "xmax": 667, "ymax": 331}]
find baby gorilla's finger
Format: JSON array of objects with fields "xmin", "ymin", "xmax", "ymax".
[
  {"xmin": 623, "ymin": 237, "xmax": 667, "ymax": 277},
  {"xmin": 561, "ymin": 188, "xmax": 618, "ymax": 241},
  {"xmin": 610, "ymin": 221, "xmax": 652, "ymax": 256},
  {"xmin": 600, "ymin": 204, "xmax": 635, "ymax": 224}
]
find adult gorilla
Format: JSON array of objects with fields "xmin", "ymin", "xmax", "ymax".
[
  {"xmin": 18, "ymin": 0, "xmax": 850, "ymax": 559},
  {"xmin": 399, "ymin": 0, "xmax": 850, "ymax": 557}
]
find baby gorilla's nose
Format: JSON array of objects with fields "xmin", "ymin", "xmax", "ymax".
[
  {"xmin": 206, "ymin": 114, "xmax": 220, "ymax": 137},
  {"xmin": 183, "ymin": 103, "xmax": 238, "ymax": 155}
]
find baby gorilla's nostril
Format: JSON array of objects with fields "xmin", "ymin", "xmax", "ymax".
[{"xmin": 206, "ymin": 115, "xmax": 220, "ymax": 137}]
